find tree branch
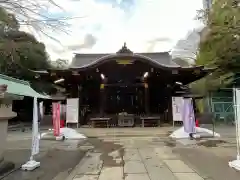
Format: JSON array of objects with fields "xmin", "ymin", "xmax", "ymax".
[{"xmin": 0, "ymin": 0, "xmax": 75, "ymax": 39}]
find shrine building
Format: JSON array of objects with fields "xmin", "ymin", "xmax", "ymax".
[{"xmin": 36, "ymin": 43, "xmax": 212, "ymax": 127}]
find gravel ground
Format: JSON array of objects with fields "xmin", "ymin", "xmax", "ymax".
[
  {"xmin": 172, "ymin": 126, "xmax": 240, "ymax": 180},
  {"xmin": 1, "ymin": 131, "xmax": 87, "ymax": 180},
  {"xmin": 0, "ymin": 149, "xmax": 85, "ymax": 180},
  {"xmin": 1, "ymin": 148, "xmax": 86, "ymax": 180},
  {"xmin": 173, "ymin": 146, "xmax": 240, "ymax": 180}
]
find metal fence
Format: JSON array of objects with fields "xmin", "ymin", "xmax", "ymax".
[{"xmin": 211, "ymin": 96, "xmax": 234, "ymax": 124}]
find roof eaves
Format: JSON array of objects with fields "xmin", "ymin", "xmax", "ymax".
[
  {"xmin": 0, "ymin": 74, "xmax": 51, "ymax": 99},
  {"xmin": 0, "ymin": 74, "xmax": 30, "ymax": 86}
]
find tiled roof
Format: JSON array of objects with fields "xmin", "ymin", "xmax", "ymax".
[{"xmin": 71, "ymin": 52, "xmax": 179, "ymax": 68}]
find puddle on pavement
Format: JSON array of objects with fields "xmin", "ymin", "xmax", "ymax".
[
  {"xmin": 151, "ymin": 136, "xmax": 176, "ymax": 147},
  {"xmin": 87, "ymin": 138, "xmax": 124, "ymax": 167},
  {"xmin": 197, "ymin": 140, "xmax": 227, "ymax": 147},
  {"xmin": 164, "ymin": 139, "xmax": 176, "ymax": 147}
]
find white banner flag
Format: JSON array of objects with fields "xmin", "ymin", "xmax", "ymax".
[
  {"xmin": 31, "ymin": 97, "xmax": 39, "ymax": 156},
  {"xmin": 39, "ymin": 102, "xmax": 43, "ymax": 119}
]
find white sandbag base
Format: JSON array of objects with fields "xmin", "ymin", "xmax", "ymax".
[
  {"xmin": 60, "ymin": 128, "xmax": 86, "ymax": 139},
  {"xmin": 21, "ymin": 160, "xmax": 40, "ymax": 171},
  {"xmin": 40, "ymin": 133, "xmax": 65, "ymax": 141},
  {"xmin": 229, "ymin": 159, "xmax": 240, "ymax": 171},
  {"xmin": 41, "ymin": 128, "xmax": 86, "ymax": 140},
  {"xmin": 170, "ymin": 127, "xmax": 220, "ymax": 139},
  {"xmin": 192, "ymin": 133, "xmax": 216, "ymax": 139}
]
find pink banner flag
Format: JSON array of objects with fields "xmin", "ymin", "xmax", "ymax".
[{"xmin": 52, "ymin": 103, "xmax": 60, "ymax": 136}]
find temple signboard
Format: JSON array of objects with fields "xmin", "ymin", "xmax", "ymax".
[
  {"xmin": 172, "ymin": 97, "xmax": 184, "ymax": 126},
  {"xmin": 66, "ymin": 98, "xmax": 79, "ymax": 125},
  {"xmin": 116, "ymin": 60, "xmax": 134, "ymax": 65}
]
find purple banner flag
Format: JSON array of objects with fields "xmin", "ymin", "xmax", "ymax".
[{"xmin": 182, "ymin": 98, "xmax": 196, "ymax": 134}]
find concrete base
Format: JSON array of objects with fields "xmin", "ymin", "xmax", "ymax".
[
  {"xmin": 0, "ymin": 104, "xmax": 17, "ymax": 176},
  {"xmin": 0, "ymin": 119, "xmax": 9, "ymax": 158}
]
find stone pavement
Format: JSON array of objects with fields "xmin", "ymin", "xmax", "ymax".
[{"xmin": 66, "ymin": 128, "xmax": 205, "ymax": 180}]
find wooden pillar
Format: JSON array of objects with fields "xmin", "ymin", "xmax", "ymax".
[
  {"xmin": 166, "ymin": 86, "xmax": 173, "ymax": 123},
  {"xmin": 78, "ymin": 85, "xmax": 82, "ymax": 105},
  {"xmin": 168, "ymin": 96, "xmax": 173, "ymax": 123},
  {"xmin": 99, "ymin": 83, "xmax": 105, "ymax": 116},
  {"xmin": 100, "ymin": 77, "xmax": 108, "ymax": 116},
  {"xmin": 144, "ymin": 83, "xmax": 150, "ymax": 114},
  {"xmin": 78, "ymin": 85, "xmax": 83, "ymax": 125},
  {"xmin": 70, "ymin": 84, "xmax": 79, "ymax": 98}
]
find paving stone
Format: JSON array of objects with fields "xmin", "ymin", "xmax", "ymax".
[
  {"xmin": 124, "ymin": 148, "xmax": 138, "ymax": 151},
  {"xmin": 73, "ymin": 175, "xmax": 99, "ymax": 180},
  {"xmin": 124, "ymin": 174, "xmax": 150, "ymax": 180},
  {"xmin": 79, "ymin": 145, "xmax": 94, "ymax": 151},
  {"xmin": 98, "ymin": 167, "xmax": 123, "ymax": 180},
  {"xmin": 148, "ymin": 166, "xmax": 178, "ymax": 180},
  {"xmin": 174, "ymin": 173, "xmax": 204, "ymax": 180},
  {"xmin": 138, "ymin": 148, "xmax": 156, "ymax": 160},
  {"xmin": 123, "ymin": 149, "xmax": 141, "ymax": 161},
  {"xmin": 102, "ymin": 139, "xmax": 120, "ymax": 142},
  {"xmin": 52, "ymin": 170, "xmax": 69, "ymax": 180},
  {"xmin": 124, "ymin": 161, "xmax": 147, "ymax": 174},
  {"xmin": 176, "ymin": 139, "xmax": 197, "ymax": 146},
  {"xmin": 142, "ymin": 155, "xmax": 177, "ymax": 180},
  {"xmin": 76, "ymin": 152, "xmax": 103, "ymax": 175},
  {"xmin": 142, "ymin": 155, "xmax": 164, "ymax": 167},
  {"xmin": 144, "ymin": 158, "xmax": 166, "ymax": 170},
  {"xmin": 155, "ymin": 147, "xmax": 179, "ymax": 159},
  {"xmin": 164, "ymin": 160, "xmax": 194, "ymax": 173}
]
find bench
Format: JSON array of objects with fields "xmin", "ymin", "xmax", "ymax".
[
  {"xmin": 89, "ymin": 117, "xmax": 111, "ymax": 128},
  {"xmin": 140, "ymin": 116, "xmax": 161, "ymax": 127}
]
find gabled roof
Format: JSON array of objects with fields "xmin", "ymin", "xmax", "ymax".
[
  {"xmin": 71, "ymin": 52, "xmax": 179, "ymax": 69},
  {"xmin": 70, "ymin": 43, "xmax": 179, "ymax": 69},
  {"xmin": 0, "ymin": 74, "xmax": 50, "ymax": 99}
]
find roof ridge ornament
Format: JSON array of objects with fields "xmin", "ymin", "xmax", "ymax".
[{"xmin": 116, "ymin": 42, "xmax": 133, "ymax": 54}]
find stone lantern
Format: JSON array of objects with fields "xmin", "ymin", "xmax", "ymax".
[{"xmin": 0, "ymin": 85, "xmax": 17, "ymax": 174}]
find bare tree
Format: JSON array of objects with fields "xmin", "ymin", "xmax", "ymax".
[{"xmin": 0, "ymin": 0, "xmax": 71, "ymax": 40}]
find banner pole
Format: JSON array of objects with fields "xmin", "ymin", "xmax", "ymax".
[
  {"xmin": 21, "ymin": 97, "xmax": 40, "ymax": 170},
  {"xmin": 233, "ymin": 88, "xmax": 240, "ymax": 160},
  {"xmin": 237, "ymin": 89, "xmax": 240, "ymax": 160},
  {"xmin": 31, "ymin": 97, "xmax": 38, "ymax": 158}
]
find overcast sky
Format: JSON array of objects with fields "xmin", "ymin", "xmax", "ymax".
[{"xmin": 20, "ymin": 0, "xmax": 204, "ymax": 61}]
